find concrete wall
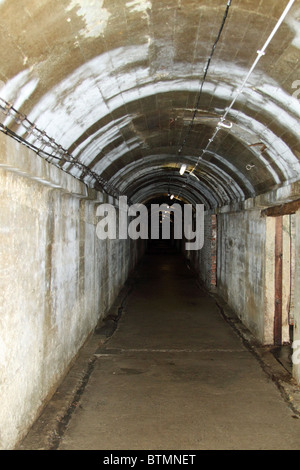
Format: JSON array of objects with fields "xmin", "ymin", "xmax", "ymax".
[
  {"xmin": 186, "ymin": 212, "xmax": 216, "ymax": 290},
  {"xmin": 185, "ymin": 208, "xmax": 267, "ymax": 343},
  {"xmin": 0, "ymin": 133, "xmax": 143, "ymax": 449},
  {"xmin": 216, "ymin": 208, "xmax": 266, "ymax": 343},
  {"xmin": 183, "ymin": 194, "xmax": 300, "ymax": 386},
  {"xmin": 186, "ymin": 203, "xmax": 295, "ymax": 347}
]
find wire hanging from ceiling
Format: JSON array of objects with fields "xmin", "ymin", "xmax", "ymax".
[
  {"xmin": 177, "ymin": 0, "xmax": 232, "ymax": 157},
  {"xmin": 0, "ymin": 98, "xmax": 123, "ymax": 199},
  {"xmin": 168, "ymin": 0, "xmax": 232, "ymax": 202},
  {"xmin": 175, "ymin": 0, "xmax": 296, "ymax": 201}
]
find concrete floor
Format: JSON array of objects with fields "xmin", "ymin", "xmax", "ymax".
[{"xmin": 19, "ymin": 242, "xmax": 300, "ymax": 450}]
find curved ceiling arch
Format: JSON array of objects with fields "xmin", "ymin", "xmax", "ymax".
[
  {"xmin": 123, "ymin": 165, "xmax": 244, "ymax": 209},
  {"xmin": 109, "ymin": 156, "xmax": 247, "ymax": 206},
  {"xmin": 109, "ymin": 152, "xmax": 254, "ymax": 199},
  {"xmin": 13, "ymin": 76, "xmax": 299, "ymax": 187},
  {"xmin": 0, "ymin": 0, "xmax": 299, "ymax": 207},
  {"xmin": 132, "ymin": 181, "xmax": 212, "ymax": 209}
]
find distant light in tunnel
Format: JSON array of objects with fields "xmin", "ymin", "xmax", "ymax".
[{"xmin": 179, "ymin": 164, "xmax": 187, "ymax": 175}]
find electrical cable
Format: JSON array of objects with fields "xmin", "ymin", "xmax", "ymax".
[
  {"xmin": 0, "ymin": 101, "xmax": 123, "ymax": 199},
  {"xmin": 177, "ymin": 0, "xmax": 232, "ymax": 157},
  {"xmin": 176, "ymin": 0, "xmax": 296, "ymax": 201},
  {"xmin": 0, "ymin": 1, "xmax": 233, "ymax": 202}
]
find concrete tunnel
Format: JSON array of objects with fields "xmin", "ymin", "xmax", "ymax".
[{"xmin": 0, "ymin": 0, "xmax": 300, "ymax": 450}]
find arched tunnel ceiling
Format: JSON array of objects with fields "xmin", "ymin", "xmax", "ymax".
[{"xmin": 0, "ymin": 0, "xmax": 300, "ymax": 209}]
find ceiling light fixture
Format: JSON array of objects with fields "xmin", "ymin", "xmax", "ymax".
[{"xmin": 179, "ymin": 164, "xmax": 187, "ymax": 175}]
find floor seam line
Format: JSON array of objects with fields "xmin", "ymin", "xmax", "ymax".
[{"xmin": 94, "ymin": 348, "xmax": 248, "ymax": 355}]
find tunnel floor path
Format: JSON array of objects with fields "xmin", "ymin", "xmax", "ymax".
[{"xmin": 22, "ymin": 242, "xmax": 300, "ymax": 450}]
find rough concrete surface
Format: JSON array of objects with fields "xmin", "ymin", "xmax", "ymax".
[
  {"xmin": 1, "ymin": 0, "xmax": 300, "ymax": 207},
  {"xmin": 1, "ymin": 0, "xmax": 300, "ymax": 454},
  {"xmin": 19, "ymin": 243, "xmax": 300, "ymax": 450}
]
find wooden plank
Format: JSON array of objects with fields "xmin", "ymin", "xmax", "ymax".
[
  {"xmin": 261, "ymin": 199, "xmax": 300, "ymax": 217},
  {"xmin": 274, "ymin": 216, "xmax": 283, "ymax": 346}
]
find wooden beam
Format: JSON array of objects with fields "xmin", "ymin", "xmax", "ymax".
[
  {"xmin": 274, "ymin": 216, "xmax": 283, "ymax": 346},
  {"xmin": 261, "ymin": 199, "xmax": 300, "ymax": 217}
]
